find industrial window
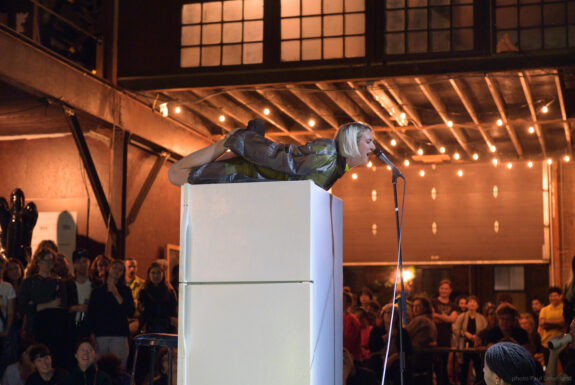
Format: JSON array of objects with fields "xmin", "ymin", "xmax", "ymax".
[
  {"xmin": 494, "ymin": 0, "xmax": 575, "ymax": 51},
  {"xmin": 384, "ymin": 0, "xmax": 475, "ymax": 55},
  {"xmin": 180, "ymin": 0, "xmax": 264, "ymax": 67},
  {"xmin": 280, "ymin": 0, "xmax": 366, "ymax": 62}
]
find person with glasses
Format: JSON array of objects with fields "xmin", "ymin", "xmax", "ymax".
[{"xmin": 19, "ymin": 248, "xmax": 71, "ymax": 370}]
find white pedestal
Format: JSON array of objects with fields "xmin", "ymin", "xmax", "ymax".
[{"xmin": 178, "ymin": 181, "xmax": 343, "ymax": 385}]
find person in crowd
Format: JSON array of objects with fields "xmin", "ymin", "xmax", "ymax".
[
  {"xmin": 406, "ymin": 296, "xmax": 436, "ymax": 385},
  {"xmin": 482, "ymin": 303, "xmax": 531, "ymax": 351},
  {"xmin": 530, "ymin": 298, "xmax": 545, "ymax": 329},
  {"xmin": 53, "ymin": 254, "xmax": 73, "ymax": 281},
  {"xmin": 497, "ymin": 293, "xmax": 514, "ymax": 305},
  {"xmin": 24, "ymin": 242, "xmax": 58, "ymax": 279},
  {"xmin": 452, "ymin": 295, "xmax": 487, "ymax": 384},
  {"xmin": 564, "ymin": 256, "xmax": 575, "ymax": 329},
  {"xmin": 89, "ymin": 255, "xmax": 112, "ymax": 289},
  {"xmin": 60, "ymin": 338, "xmax": 112, "ymax": 385},
  {"xmin": 343, "ymin": 348, "xmax": 378, "ymax": 385},
  {"xmin": 1, "ymin": 344, "xmax": 35, "ymax": 385},
  {"xmin": 68, "ymin": 249, "xmax": 93, "ymax": 344},
  {"xmin": 24, "ymin": 344, "xmax": 66, "ymax": 385},
  {"xmin": 170, "ymin": 264, "xmax": 179, "ymax": 298},
  {"xmin": 168, "ymin": 121, "xmax": 377, "ymax": 191},
  {"xmin": 358, "ymin": 288, "xmax": 374, "ymax": 312},
  {"xmin": 97, "ymin": 354, "xmax": 130, "ymax": 385},
  {"xmin": 352, "ymin": 307, "xmax": 372, "ymax": 361},
  {"xmin": 0, "ymin": 260, "xmax": 25, "ymax": 376},
  {"xmin": 538, "ymin": 286, "xmax": 566, "ymax": 365},
  {"xmin": 125, "ymin": 257, "xmax": 145, "ymax": 335},
  {"xmin": 4, "ymin": 259, "xmax": 24, "ymax": 294},
  {"xmin": 34, "ymin": 241, "xmax": 58, "ymax": 255},
  {"xmin": 18, "ymin": 248, "xmax": 71, "ymax": 369},
  {"xmin": 483, "ymin": 342, "xmax": 543, "ymax": 385},
  {"xmin": 343, "ymin": 291, "xmax": 362, "ymax": 361},
  {"xmin": 518, "ymin": 313, "xmax": 544, "ymax": 366},
  {"xmin": 150, "ymin": 347, "xmax": 176, "ymax": 385},
  {"xmin": 138, "ymin": 262, "xmax": 177, "ymax": 334},
  {"xmin": 87, "ymin": 260, "xmax": 134, "ymax": 370},
  {"xmin": 431, "ymin": 279, "xmax": 457, "ymax": 385},
  {"xmin": 0, "ymin": 260, "xmax": 16, "ymax": 374},
  {"xmin": 454, "ymin": 295, "xmax": 468, "ymax": 314}
]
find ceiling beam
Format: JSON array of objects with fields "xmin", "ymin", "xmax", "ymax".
[
  {"xmin": 449, "ymin": 78, "xmax": 494, "ymax": 152},
  {"xmin": 285, "ymin": 84, "xmax": 340, "ymax": 129},
  {"xmin": 484, "ymin": 75, "xmax": 523, "ymax": 157},
  {"xmin": 379, "ymin": 79, "xmax": 443, "ymax": 152},
  {"xmin": 518, "ymin": 72, "xmax": 547, "ymax": 157},
  {"xmin": 553, "ymin": 70, "xmax": 573, "ymax": 156},
  {"xmin": 415, "ymin": 77, "xmax": 473, "ymax": 157},
  {"xmin": 254, "ymin": 88, "xmax": 319, "ymax": 137},
  {"xmin": 315, "ymin": 82, "xmax": 398, "ymax": 157}
]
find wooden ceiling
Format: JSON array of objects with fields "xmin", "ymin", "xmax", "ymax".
[{"xmin": 138, "ymin": 67, "xmax": 575, "ymax": 164}]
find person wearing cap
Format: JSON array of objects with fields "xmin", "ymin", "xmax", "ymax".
[
  {"xmin": 24, "ymin": 344, "xmax": 67, "ymax": 385},
  {"xmin": 68, "ymin": 249, "xmax": 93, "ymax": 345},
  {"xmin": 168, "ymin": 120, "xmax": 376, "ymax": 191}
]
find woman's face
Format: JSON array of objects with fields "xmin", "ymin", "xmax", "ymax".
[
  {"xmin": 483, "ymin": 359, "xmax": 500, "ymax": 385},
  {"xmin": 348, "ymin": 130, "xmax": 375, "ymax": 168},
  {"xmin": 38, "ymin": 254, "xmax": 54, "ymax": 274},
  {"xmin": 149, "ymin": 267, "xmax": 164, "ymax": 286},
  {"xmin": 5, "ymin": 263, "xmax": 21, "ymax": 282},
  {"xmin": 412, "ymin": 300, "xmax": 425, "ymax": 317},
  {"xmin": 75, "ymin": 342, "xmax": 96, "ymax": 370},
  {"xmin": 467, "ymin": 299, "xmax": 478, "ymax": 311},
  {"xmin": 97, "ymin": 260, "xmax": 109, "ymax": 277},
  {"xmin": 458, "ymin": 298, "xmax": 468, "ymax": 311},
  {"xmin": 108, "ymin": 262, "xmax": 124, "ymax": 282}
]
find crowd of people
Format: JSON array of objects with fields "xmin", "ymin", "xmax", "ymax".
[
  {"xmin": 0, "ymin": 240, "xmax": 178, "ymax": 385},
  {"xmin": 343, "ymin": 278, "xmax": 575, "ymax": 385}
]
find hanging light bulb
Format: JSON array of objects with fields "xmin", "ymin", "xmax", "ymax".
[
  {"xmin": 391, "ymin": 139, "xmax": 397, "ymax": 146},
  {"xmin": 473, "ymin": 153, "xmax": 479, "ymax": 160},
  {"xmin": 453, "ymin": 152, "xmax": 460, "ymax": 160},
  {"xmin": 490, "ymin": 145, "xmax": 497, "ymax": 152},
  {"xmin": 440, "ymin": 146, "xmax": 446, "ymax": 153},
  {"xmin": 564, "ymin": 155, "xmax": 571, "ymax": 162},
  {"xmin": 174, "ymin": 106, "xmax": 182, "ymax": 114},
  {"xmin": 547, "ymin": 158, "xmax": 553, "ymax": 165},
  {"xmin": 308, "ymin": 119, "xmax": 316, "ymax": 127},
  {"xmin": 263, "ymin": 108, "xmax": 270, "ymax": 115},
  {"xmin": 352, "ymin": 173, "xmax": 358, "ymax": 180},
  {"xmin": 507, "ymin": 162, "xmax": 512, "ymax": 169},
  {"xmin": 419, "ymin": 170, "xmax": 425, "ymax": 177},
  {"xmin": 497, "ymin": 119, "xmax": 503, "ymax": 126},
  {"xmin": 527, "ymin": 161, "xmax": 533, "ymax": 168},
  {"xmin": 219, "ymin": 115, "xmax": 226, "ymax": 122},
  {"xmin": 447, "ymin": 120, "xmax": 453, "ymax": 127},
  {"xmin": 492, "ymin": 158, "xmax": 499, "ymax": 166},
  {"xmin": 417, "ymin": 148, "xmax": 423, "ymax": 155},
  {"xmin": 528, "ymin": 126, "xmax": 535, "ymax": 134},
  {"xmin": 404, "ymin": 160, "xmax": 410, "ymax": 166},
  {"xmin": 542, "ymin": 105, "xmax": 549, "ymax": 114}
]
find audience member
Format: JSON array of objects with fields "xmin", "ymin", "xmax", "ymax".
[
  {"xmin": 4, "ymin": 259, "xmax": 24, "ymax": 294},
  {"xmin": 483, "ymin": 342, "xmax": 543, "ymax": 385},
  {"xmin": 0, "ymin": 261, "xmax": 16, "ymax": 374},
  {"xmin": 483, "ymin": 303, "xmax": 531, "ymax": 350},
  {"xmin": 452, "ymin": 295, "xmax": 487, "ymax": 384},
  {"xmin": 564, "ymin": 255, "xmax": 575, "ymax": 329},
  {"xmin": 53, "ymin": 254, "xmax": 73, "ymax": 281},
  {"xmin": 19, "ymin": 248, "xmax": 71, "ymax": 369},
  {"xmin": 358, "ymin": 288, "xmax": 374, "ymax": 312},
  {"xmin": 343, "ymin": 348, "xmax": 378, "ymax": 385},
  {"xmin": 497, "ymin": 293, "xmax": 514, "ymax": 305},
  {"xmin": 68, "ymin": 249, "xmax": 93, "ymax": 343},
  {"xmin": 518, "ymin": 313, "xmax": 544, "ymax": 366},
  {"xmin": 151, "ymin": 347, "xmax": 176, "ymax": 385},
  {"xmin": 125, "ymin": 257, "xmax": 144, "ymax": 336},
  {"xmin": 60, "ymin": 338, "xmax": 112, "ymax": 385},
  {"xmin": 90, "ymin": 255, "xmax": 112, "ymax": 289},
  {"xmin": 431, "ymin": 279, "xmax": 457, "ymax": 385},
  {"xmin": 454, "ymin": 295, "xmax": 468, "ymax": 314},
  {"xmin": 343, "ymin": 292, "xmax": 362, "ymax": 361},
  {"xmin": 138, "ymin": 262, "xmax": 177, "ymax": 334},
  {"xmin": 538, "ymin": 286, "xmax": 566, "ymax": 365},
  {"xmin": 406, "ymin": 296, "xmax": 436, "ymax": 385},
  {"xmin": 352, "ymin": 308, "xmax": 372, "ymax": 361},
  {"xmin": 530, "ymin": 298, "xmax": 544, "ymax": 329},
  {"xmin": 24, "ymin": 344, "xmax": 66, "ymax": 385},
  {"xmin": 1, "ymin": 344, "xmax": 35, "ymax": 385},
  {"xmin": 87, "ymin": 260, "xmax": 134, "ymax": 370}
]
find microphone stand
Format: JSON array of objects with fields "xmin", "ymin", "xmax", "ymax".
[{"xmin": 391, "ymin": 171, "xmax": 407, "ymax": 385}]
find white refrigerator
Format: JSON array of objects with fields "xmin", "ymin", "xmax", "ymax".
[{"xmin": 178, "ymin": 180, "xmax": 343, "ymax": 385}]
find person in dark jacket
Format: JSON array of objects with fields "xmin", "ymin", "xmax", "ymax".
[
  {"xmin": 61, "ymin": 338, "xmax": 112, "ymax": 385},
  {"xmin": 24, "ymin": 344, "xmax": 66, "ymax": 385},
  {"xmin": 138, "ymin": 262, "xmax": 177, "ymax": 334},
  {"xmin": 87, "ymin": 260, "xmax": 134, "ymax": 371}
]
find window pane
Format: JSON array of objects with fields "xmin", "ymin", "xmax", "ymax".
[
  {"xmin": 345, "ymin": 35, "xmax": 365, "ymax": 57},
  {"xmin": 520, "ymin": 28, "xmax": 542, "ymax": 49},
  {"xmin": 408, "ymin": 9, "xmax": 428, "ymax": 30},
  {"xmin": 281, "ymin": 0, "xmax": 300, "ymax": 17},
  {"xmin": 302, "ymin": 16, "xmax": 322, "ymax": 38},
  {"xmin": 182, "ymin": 25, "xmax": 201, "ymax": 46},
  {"xmin": 222, "ymin": 44, "xmax": 242, "ymax": 65},
  {"xmin": 202, "ymin": 24, "xmax": 222, "ymax": 44},
  {"xmin": 345, "ymin": 13, "xmax": 365, "ymax": 35},
  {"xmin": 387, "ymin": 0, "xmax": 406, "ymax": 9},
  {"xmin": 244, "ymin": 20, "xmax": 263, "ymax": 42},
  {"xmin": 243, "ymin": 42, "xmax": 263, "ymax": 63},
  {"xmin": 520, "ymin": 5, "xmax": 541, "ymax": 27},
  {"xmin": 223, "ymin": 1, "xmax": 242, "ymax": 21},
  {"xmin": 408, "ymin": 31, "xmax": 428, "ymax": 52},
  {"xmin": 324, "ymin": 15, "xmax": 344, "ymax": 36},
  {"xmin": 496, "ymin": 30, "xmax": 518, "ymax": 47},
  {"xmin": 282, "ymin": 18, "xmax": 301, "ymax": 39},
  {"xmin": 453, "ymin": 5, "xmax": 473, "ymax": 27},
  {"xmin": 324, "ymin": 0, "xmax": 343, "ymax": 14},
  {"xmin": 302, "ymin": 38, "xmax": 322, "ymax": 60},
  {"xmin": 244, "ymin": 0, "xmax": 263, "ymax": 19},
  {"xmin": 223, "ymin": 22, "xmax": 243, "ymax": 43},
  {"xmin": 302, "ymin": 0, "xmax": 321, "ymax": 15},
  {"xmin": 496, "ymin": 7, "xmax": 518, "ymax": 29},
  {"xmin": 569, "ymin": 3, "xmax": 575, "ymax": 24},
  {"xmin": 182, "ymin": 3, "xmax": 201, "ymax": 24},
  {"xmin": 345, "ymin": 0, "xmax": 365, "ymax": 12},
  {"xmin": 408, "ymin": 0, "xmax": 428, "ymax": 6},
  {"xmin": 281, "ymin": 40, "xmax": 300, "ymax": 61},
  {"xmin": 496, "ymin": 0, "xmax": 517, "ymax": 4},
  {"xmin": 544, "ymin": 26, "xmax": 567, "ymax": 48},
  {"xmin": 203, "ymin": 2, "xmax": 222, "ymax": 23},
  {"xmin": 431, "ymin": 30, "xmax": 450, "ymax": 51},
  {"xmin": 201, "ymin": 46, "xmax": 221, "ymax": 66},
  {"xmin": 181, "ymin": 47, "xmax": 200, "ymax": 67},
  {"xmin": 387, "ymin": 10, "xmax": 405, "ymax": 31},
  {"xmin": 386, "ymin": 32, "xmax": 405, "ymax": 54},
  {"xmin": 569, "ymin": 25, "xmax": 575, "ymax": 47},
  {"xmin": 324, "ymin": 37, "xmax": 343, "ymax": 58},
  {"xmin": 544, "ymin": 3, "xmax": 565, "ymax": 25},
  {"xmin": 453, "ymin": 28, "xmax": 473, "ymax": 50},
  {"xmin": 430, "ymin": 0, "xmax": 450, "ymax": 4},
  {"xmin": 431, "ymin": 7, "xmax": 450, "ymax": 29}
]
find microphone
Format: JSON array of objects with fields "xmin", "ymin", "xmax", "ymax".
[{"xmin": 373, "ymin": 148, "xmax": 404, "ymax": 179}]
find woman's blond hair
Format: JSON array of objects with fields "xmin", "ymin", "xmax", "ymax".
[{"xmin": 335, "ymin": 122, "xmax": 372, "ymax": 158}]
